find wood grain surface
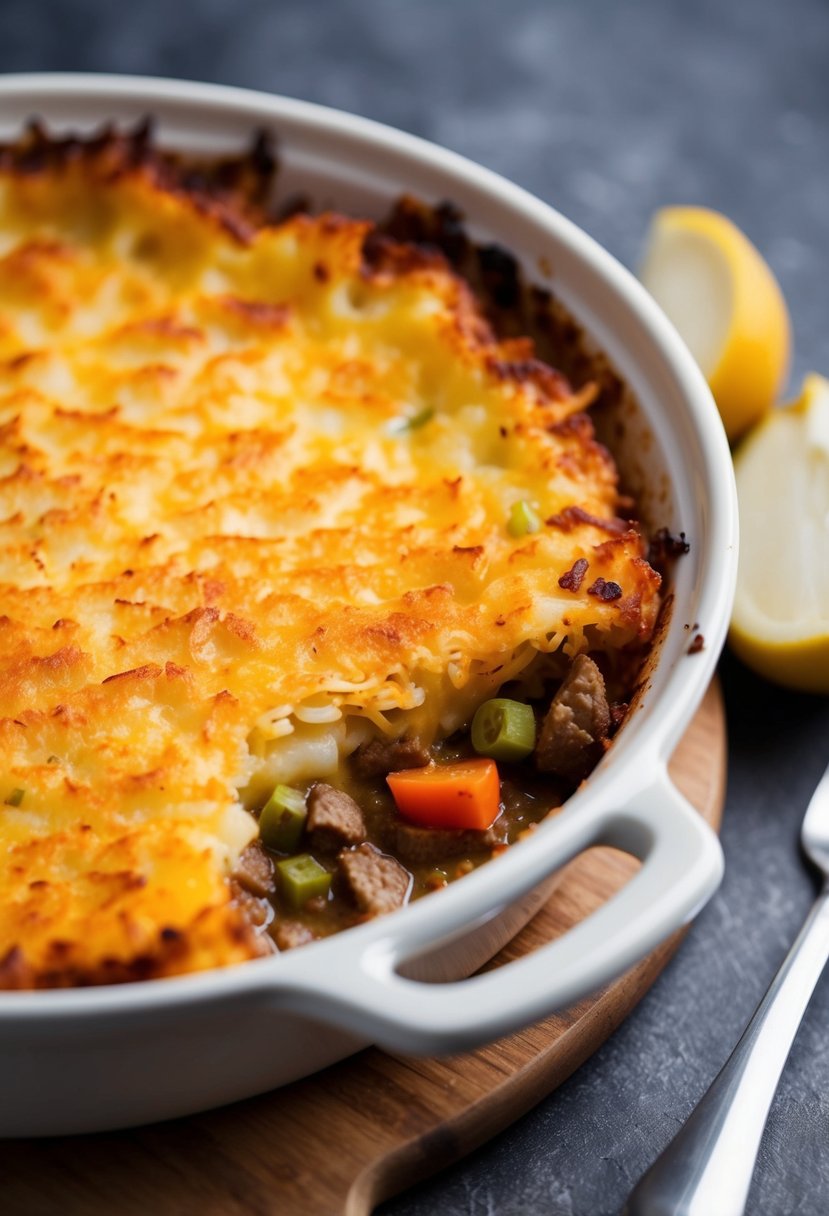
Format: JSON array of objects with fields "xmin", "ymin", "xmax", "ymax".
[{"xmin": 2, "ymin": 680, "xmax": 726, "ymax": 1216}]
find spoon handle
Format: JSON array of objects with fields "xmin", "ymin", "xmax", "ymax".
[{"xmin": 625, "ymin": 883, "xmax": 829, "ymax": 1216}]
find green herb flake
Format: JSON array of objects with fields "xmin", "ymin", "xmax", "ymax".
[
  {"xmin": 507, "ymin": 499, "xmax": 542, "ymax": 538},
  {"xmin": 388, "ymin": 407, "xmax": 435, "ymax": 436}
]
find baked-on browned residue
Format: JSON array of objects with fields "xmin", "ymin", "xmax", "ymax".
[
  {"xmin": 558, "ymin": 558, "xmax": 589, "ymax": 592},
  {"xmin": 648, "ymin": 526, "xmax": 691, "ymax": 570},
  {"xmin": 0, "ymin": 123, "xmax": 662, "ymax": 988}
]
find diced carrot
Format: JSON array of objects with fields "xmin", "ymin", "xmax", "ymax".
[{"xmin": 386, "ymin": 759, "xmax": 501, "ymax": 831}]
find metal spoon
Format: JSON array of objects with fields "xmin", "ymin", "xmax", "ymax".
[{"xmin": 625, "ymin": 758, "xmax": 829, "ymax": 1216}]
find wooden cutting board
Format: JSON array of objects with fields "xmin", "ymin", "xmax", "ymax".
[{"xmin": 2, "ymin": 680, "xmax": 725, "ymax": 1216}]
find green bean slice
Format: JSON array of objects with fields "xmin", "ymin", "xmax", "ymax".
[
  {"xmin": 260, "ymin": 784, "xmax": 307, "ymax": 853},
  {"xmin": 276, "ymin": 854, "xmax": 332, "ymax": 908},
  {"xmin": 389, "ymin": 407, "xmax": 435, "ymax": 435},
  {"xmin": 471, "ymin": 698, "xmax": 536, "ymax": 761},
  {"xmin": 507, "ymin": 499, "xmax": 541, "ymax": 537}
]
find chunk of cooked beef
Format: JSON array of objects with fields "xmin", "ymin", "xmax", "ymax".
[
  {"xmin": 536, "ymin": 653, "xmax": 610, "ymax": 782},
  {"xmin": 352, "ymin": 735, "xmax": 431, "ymax": 778},
  {"xmin": 230, "ymin": 882, "xmax": 272, "ymax": 930},
  {"xmin": 306, "ymin": 783, "xmax": 367, "ymax": 852},
  {"xmin": 337, "ymin": 843, "xmax": 411, "ymax": 916},
  {"xmin": 273, "ymin": 920, "xmax": 316, "ymax": 951},
  {"xmin": 394, "ymin": 821, "xmax": 504, "ymax": 865},
  {"xmin": 231, "ymin": 842, "xmax": 275, "ymax": 898}
]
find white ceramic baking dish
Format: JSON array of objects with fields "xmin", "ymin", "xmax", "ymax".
[{"xmin": 0, "ymin": 73, "xmax": 737, "ymax": 1137}]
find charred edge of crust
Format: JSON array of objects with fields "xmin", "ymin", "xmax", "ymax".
[
  {"xmin": 371, "ymin": 199, "xmax": 679, "ymax": 579},
  {"xmin": 0, "ymin": 124, "xmax": 619, "ymax": 401},
  {"xmin": 363, "ymin": 211, "xmax": 581, "ymax": 406},
  {"xmin": 375, "ymin": 195, "xmax": 626, "ymax": 412},
  {"xmin": 0, "ymin": 118, "xmax": 278, "ymax": 244},
  {"xmin": 0, "ymin": 124, "xmax": 612, "ymax": 408}
]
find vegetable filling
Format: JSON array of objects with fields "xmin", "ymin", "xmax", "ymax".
[{"xmin": 242, "ymin": 653, "xmax": 632, "ymax": 949}]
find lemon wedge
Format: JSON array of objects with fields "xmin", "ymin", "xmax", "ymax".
[
  {"xmin": 640, "ymin": 207, "xmax": 791, "ymax": 441},
  {"xmin": 730, "ymin": 373, "xmax": 829, "ymax": 692}
]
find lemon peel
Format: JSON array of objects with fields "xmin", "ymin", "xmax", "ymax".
[
  {"xmin": 640, "ymin": 206, "xmax": 791, "ymax": 442},
  {"xmin": 729, "ymin": 373, "xmax": 829, "ymax": 692}
]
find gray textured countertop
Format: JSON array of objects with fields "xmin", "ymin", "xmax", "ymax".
[{"xmin": 3, "ymin": 1, "xmax": 829, "ymax": 1212}]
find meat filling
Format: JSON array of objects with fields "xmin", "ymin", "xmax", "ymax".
[
  {"xmin": 231, "ymin": 842, "xmax": 275, "ymax": 898},
  {"xmin": 306, "ymin": 783, "xmax": 367, "ymax": 852},
  {"xmin": 273, "ymin": 920, "xmax": 315, "ymax": 951},
  {"xmin": 536, "ymin": 653, "xmax": 611, "ymax": 782},
  {"xmin": 337, "ymin": 843, "xmax": 411, "ymax": 916},
  {"xmin": 352, "ymin": 735, "xmax": 432, "ymax": 778},
  {"xmin": 257, "ymin": 651, "xmax": 634, "ymax": 949},
  {"xmin": 394, "ymin": 821, "xmax": 504, "ymax": 865},
  {"xmin": 231, "ymin": 883, "xmax": 273, "ymax": 930}
]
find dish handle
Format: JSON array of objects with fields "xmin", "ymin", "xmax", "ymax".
[{"xmin": 270, "ymin": 766, "xmax": 724, "ymax": 1054}]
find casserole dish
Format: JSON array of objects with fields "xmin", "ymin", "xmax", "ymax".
[{"xmin": 0, "ymin": 73, "xmax": 736, "ymax": 1137}]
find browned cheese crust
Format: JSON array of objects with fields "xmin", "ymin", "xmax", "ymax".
[{"xmin": 0, "ymin": 124, "xmax": 660, "ymax": 988}]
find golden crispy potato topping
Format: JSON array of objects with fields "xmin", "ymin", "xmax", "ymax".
[{"xmin": 0, "ymin": 128, "xmax": 659, "ymax": 987}]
